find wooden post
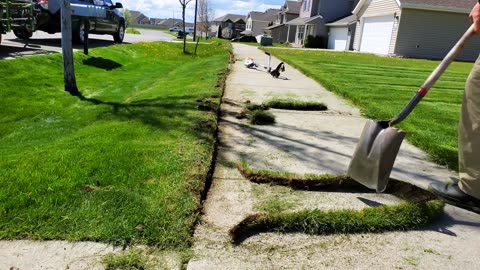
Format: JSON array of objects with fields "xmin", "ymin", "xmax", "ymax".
[
  {"xmin": 84, "ymin": 21, "xmax": 89, "ymax": 55},
  {"xmin": 61, "ymin": 0, "xmax": 80, "ymax": 96}
]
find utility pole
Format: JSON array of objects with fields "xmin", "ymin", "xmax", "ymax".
[
  {"xmin": 60, "ymin": 0, "xmax": 80, "ymax": 96},
  {"xmin": 193, "ymin": 0, "xmax": 198, "ymax": 41}
]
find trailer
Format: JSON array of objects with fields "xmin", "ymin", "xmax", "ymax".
[{"xmin": 0, "ymin": 0, "xmax": 36, "ymax": 44}]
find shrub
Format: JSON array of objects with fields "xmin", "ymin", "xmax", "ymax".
[{"xmin": 304, "ymin": 35, "xmax": 325, "ymax": 49}]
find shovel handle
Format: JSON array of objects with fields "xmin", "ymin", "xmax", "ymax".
[{"xmin": 389, "ymin": 24, "xmax": 476, "ymax": 126}]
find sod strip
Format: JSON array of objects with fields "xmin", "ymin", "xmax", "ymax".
[
  {"xmin": 229, "ymin": 200, "xmax": 445, "ymax": 244},
  {"xmin": 264, "ymin": 99, "xmax": 328, "ymax": 111},
  {"xmin": 237, "ymin": 162, "xmax": 361, "ymax": 190},
  {"xmin": 233, "ymin": 162, "xmax": 443, "ymax": 243},
  {"xmin": 237, "ymin": 162, "xmax": 436, "ymax": 202}
]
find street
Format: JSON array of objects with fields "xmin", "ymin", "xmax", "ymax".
[{"xmin": 0, "ymin": 28, "xmax": 175, "ymax": 59}]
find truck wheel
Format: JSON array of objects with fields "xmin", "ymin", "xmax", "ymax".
[
  {"xmin": 13, "ymin": 29, "xmax": 33, "ymax": 40},
  {"xmin": 113, "ymin": 23, "xmax": 124, "ymax": 43},
  {"xmin": 73, "ymin": 20, "xmax": 87, "ymax": 44}
]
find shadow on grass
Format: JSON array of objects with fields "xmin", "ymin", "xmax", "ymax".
[
  {"xmin": 82, "ymin": 57, "xmax": 123, "ymax": 71},
  {"xmin": 71, "ymin": 91, "xmax": 217, "ymax": 144}
]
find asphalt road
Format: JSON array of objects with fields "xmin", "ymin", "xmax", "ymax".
[{"xmin": 0, "ymin": 28, "xmax": 175, "ymax": 59}]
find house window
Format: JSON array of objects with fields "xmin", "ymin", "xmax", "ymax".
[
  {"xmin": 247, "ymin": 18, "xmax": 252, "ymax": 30},
  {"xmin": 303, "ymin": 0, "xmax": 310, "ymax": 12}
]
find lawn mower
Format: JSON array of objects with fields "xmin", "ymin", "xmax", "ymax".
[{"xmin": 244, "ymin": 52, "xmax": 285, "ymax": 78}]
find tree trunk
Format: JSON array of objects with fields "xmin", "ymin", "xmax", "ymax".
[{"xmin": 60, "ymin": 0, "xmax": 80, "ymax": 96}]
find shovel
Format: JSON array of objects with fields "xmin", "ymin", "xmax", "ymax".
[{"xmin": 348, "ymin": 25, "xmax": 476, "ymax": 192}]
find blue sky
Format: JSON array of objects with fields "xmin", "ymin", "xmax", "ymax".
[{"xmin": 119, "ymin": 0, "xmax": 287, "ymax": 22}]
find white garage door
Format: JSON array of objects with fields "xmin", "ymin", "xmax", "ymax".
[
  {"xmin": 360, "ymin": 15, "xmax": 394, "ymax": 55},
  {"xmin": 328, "ymin": 27, "xmax": 348, "ymax": 51}
]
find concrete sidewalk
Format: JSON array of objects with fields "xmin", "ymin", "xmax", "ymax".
[{"xmin": 187, "ymin": 44, "xmax": 480, "ymax": 269}]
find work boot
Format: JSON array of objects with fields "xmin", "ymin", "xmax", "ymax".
[{"xmin": 429, "ymin": 182, "xmax": 480, "ymax": 212}]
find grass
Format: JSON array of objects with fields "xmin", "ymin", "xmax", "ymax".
[
  {"xmin": 263, "ymin": 49, "xmax": 474, "ymax": 171},
  {"xmin": 238, "ymin": 161, "xmax": 357, "ymax": 190},
  {"xmin": 102, "ymin": 249, "xmax": 151, "ymax": 270},
  {"xmin": 238, "ymin": 161, "xmax": 436, "ymax": 201},
  {"xmin": 250, "ymin": 110, "xmax": 276, "ymax": 125},
  {"xmin": 251, "ymin": 184, "xmax": 298, "ymax": 214},
  {"xmin": 256, "ymin": 196, "xmax": 296, "ymax": 214},
  {"xmin": 0, "ymin": 41, "xmax": 230, "ymax": 248},
  {"xmin": 264, "ymin": 98, "xmax": 328, "ymax": 111},
  {"xmin": 240, "ymin": 102, "xmax": 276, "ymax": 125},
  {"xmin": 126, "ymin": 28, "xmax": 141, "ymax": 35},
  {"xmin": 229, "ymin": 200, "xmax": 445, "ymax": 244},
  {"xmin": 245, "ymin": 103, "xmax": 269, "ymax": 111}
]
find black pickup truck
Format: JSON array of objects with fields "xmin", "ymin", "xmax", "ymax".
[{"xmin": 12, "ymin": 0, "xmax": 125, "ymax": 44}]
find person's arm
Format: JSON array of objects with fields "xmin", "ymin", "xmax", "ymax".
[{"xmin": 470, "ymin": 2, "xmax": 480, "ymax": 33}]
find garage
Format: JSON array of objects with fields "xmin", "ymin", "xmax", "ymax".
[
  {"xmin": 328, "ymin": 27, "xmax": 348, "ymax": 51},
  {"xmin": 360, "ymin": 15, "xmax": 394, "ymax": 54}
]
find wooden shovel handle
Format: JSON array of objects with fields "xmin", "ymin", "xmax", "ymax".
[{"xmin": 389, "ymin": 25, "xmax": 476, "ymax": 126}]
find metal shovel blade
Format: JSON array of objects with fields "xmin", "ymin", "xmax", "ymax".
[{"xmin": 348, "ymin": 120, "xmax": 406, "ymax": 192}]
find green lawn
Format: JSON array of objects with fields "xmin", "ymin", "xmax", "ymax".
[
  {"xmin": 264, "ymin": 49, "xmax": 474, "ymax": 171},
  {"xmin": 126, "ymin": 28, "xmax": 141, "ymax": 34},
  {"xmin": 0, "ymin": 41, "xmax": 230, "ymax": 249}
]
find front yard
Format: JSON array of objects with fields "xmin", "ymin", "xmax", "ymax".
[
  {"xmin": 265, "ymin": 49, "xmax": 473, "ymax": 171},
  {"xmin": 0, "ymin": 41, "xmax": 230, "ymax": 249}
]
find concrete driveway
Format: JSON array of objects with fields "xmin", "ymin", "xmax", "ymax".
[{"xmin": 0, "ymin": 28, "xmax": 175, "ymax": 59}]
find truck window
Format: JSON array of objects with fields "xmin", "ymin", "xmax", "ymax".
[
  {"xmin": 104, "ymin": 0, "xmax": 114, "ymax": 6},
  {"xmin": 93, "ymin": 0, "xmax": 104, "ymax": 5}
]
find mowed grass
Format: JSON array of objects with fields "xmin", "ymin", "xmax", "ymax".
[
  {"xmin": 265, "ymin": 49, "xmax": 473, "ymax": 170},
  {"xmin": 0, "ymin": 41, "xmax": 230, "ymax": 248}
]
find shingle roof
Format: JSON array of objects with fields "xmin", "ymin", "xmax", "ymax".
[
  {"xmin": 213, "ymin": 14, "xmax": 245, "ymax": 22},
  {"xmin": 286, "ymin": 15, "xmax": 323, "ymax": 25},
  {"xmin": 249, "ymin": 8, "xmax": 281, "ymax": 22},
  {"xmin": 129, "ymin": 11, "xmax": 145, "ymax": 20},
  {"xmin": 325, "ymin": 15, "xmax": 358, "ymax": 27},
  {"xmin": 400, "ymin": 0, "xmax": 476, "ymax": 10},
  {"xmin": 354, "ymin": 0, "xmax": 476, "ymax": 14}
]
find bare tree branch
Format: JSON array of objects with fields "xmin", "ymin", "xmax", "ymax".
[{"xmin": 197, "ymin": 0, "xmax": 214, "ymax": 39}]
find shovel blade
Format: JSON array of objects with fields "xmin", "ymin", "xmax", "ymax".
[{"xmin": 348, "ymin": 120, "xmax": 406, "ymax": 192}]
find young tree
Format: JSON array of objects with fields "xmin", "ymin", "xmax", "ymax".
[
  {"xmin": 60, "ymin": 0, "xmax": 80, "ymax": 96},
  {"xmin": 123, "ymin": 8, "xmax": 132, "ymax": 30},
  {"xmin": 179, "ymin": 0, "xmax": 192, "ymax": 53},
  {"xmin": 197, "ymin": 0, "xmax": 214, "ymax": 39}
]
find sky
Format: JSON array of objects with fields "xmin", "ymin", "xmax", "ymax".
[{"xmin": 118, "ymin": 0, "xmax": 286, "ymax": 22}]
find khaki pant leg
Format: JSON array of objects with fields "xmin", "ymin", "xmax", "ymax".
[{"xmin": 459, "ymin": 58, "xmax": 480, "ymax": 200}]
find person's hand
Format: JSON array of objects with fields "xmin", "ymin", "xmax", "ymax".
[{"xmin": 470, "ymin": 3, "xmax": 480, "ymax": 33}]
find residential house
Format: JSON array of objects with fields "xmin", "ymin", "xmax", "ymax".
[
  {"xmin": 156, "ymin": 18, "xmax": 192, "ymax": 29},
  {"xmin": 286, "ymin": 0, "xmax": 359, "ymax": 46},
  {"xmin": 264, "ymin": 0, "xmax": 302, "ymax": 43},
  {"xmin": 352, "ymin": 0, "xmax": 480, "ymax": 61},
  {"xmin": 212, "ymin": 14, "xmax": 246, "ymax": 39},
  {"xmin": 325, "ymin": 14, "xmax": 358, "ymax": 51},
  {"xmin": 149, "ymin": 18, "xmax": 163, "ymax": 25},
  {"xmin": 242, "ymin": 9, "xmax": 281, "ymax": 37},
  {"xmin": 129, "ymin": 10, "xmax": 150, "ymax": 25}
]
